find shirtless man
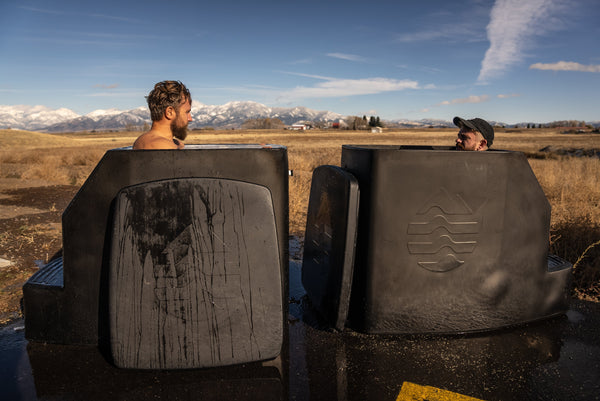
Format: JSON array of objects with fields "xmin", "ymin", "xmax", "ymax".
[
  {"xmin": 133, "ymin": 81, "xmax": 193, "ymax": 150},
  {"xmin": 453, "ymin": 116, "xmax": 494, "ymax": 151}
]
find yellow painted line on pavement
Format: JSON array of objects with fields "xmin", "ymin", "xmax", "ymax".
[{"xmin": 396, "ymin": 381, "xmax": 485, "ymax": 401}]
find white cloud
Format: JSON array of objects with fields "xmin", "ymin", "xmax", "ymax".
[
  {"xmin": 529, "ymin": 61, "xmax": 600, "ymax": 72},
  {"xmin": 288, "ymin": 58, "xmax": 312, "ymax": 65},
  {"xmin": 497, "ymin": 93, "xmax": 520, "ymax": 98},
  {"xmin": 85, "ymin": 92, "xmax": 141, "ymax": 98},
  {"xmin": 276, "ymin": 71, "xmax": 335, "ymax": 81},
  {"xmin": 438, "ymin": 95, "xmax": 490, "ymax": 106},
  {"xmin": 279, "ymin": 77, "xmax": 419, "ymax": 100},
  {"xmin": 86, "ymin": 13, "xmax": 140, "ymax": 23},
  {"xmin": 396, "ymin": 23, "xmax": 485, "ymax": 44},
  {"xmin": 93, "ymin": 83, "xmax": 120, "ymax": 89},
  {"xmin": 326, "ymin": 53, "xmax": 367, "ymax": 62},
  {"xmin": 478, "ymin": 0, "xmax": 566, "ymax": 83},
  {"xmin": 20, "ymin": 6, "xmax": 140, "ymax": 23},
  {"xmin": 19, "ymin": 6, "xmax": 142, "ymax": 23},
  {"xmin": 19, "ymin": 6, "xmax": 64, "ymax": 15}
]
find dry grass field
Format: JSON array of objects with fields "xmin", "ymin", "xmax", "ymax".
[{"xmin": 1, "ymin": 127, "xmax": 599, "ymax": 323}]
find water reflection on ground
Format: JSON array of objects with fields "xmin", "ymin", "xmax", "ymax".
[
  {"xmin": 290, "ymin": 257, "xmax": 600, "ymax": 400},
  {"xmin": 1, "ymin": 238, "xmax": 599, "ymax": 400}
]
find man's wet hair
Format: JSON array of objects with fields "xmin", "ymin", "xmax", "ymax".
[{"xmin": 146, "ymin": 81, "xmax": 191, "ymax": 122}]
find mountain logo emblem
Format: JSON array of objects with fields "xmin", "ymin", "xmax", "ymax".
[{"xmin": 407, "ymin": 187, "xmax": 480, "ymax": 272}]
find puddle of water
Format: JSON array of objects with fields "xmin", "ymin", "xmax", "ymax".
[
  {"xmin": 566, "ymin": 309, "xmax": 585, "ymax": 323},
  {"xmin": 1, "ymin": 237, "xmax": 599, "ymax": 400}
]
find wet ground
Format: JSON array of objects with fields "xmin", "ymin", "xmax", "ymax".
[{"xmin": 1, "ymin": 254, "xmax": 600, "ymax": 401}]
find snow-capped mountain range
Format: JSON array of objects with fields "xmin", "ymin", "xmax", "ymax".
[
  {"xmin": 2, "ymin": 103, "xmax": 597, "ymax": 132},
  {"xmin": 0, "ymin": 102, "xmax": 346, "ymax": 132},
  {"xmin": 0, "ymin": 105, "xmax": 80, "ymax": 131}
]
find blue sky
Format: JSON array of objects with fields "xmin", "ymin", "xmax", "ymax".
[{"xmin": 0, "ymin": 0, "xmax": 598, "ymax": 124}]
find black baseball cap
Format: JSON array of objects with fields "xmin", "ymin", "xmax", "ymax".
[{"xmin": 453, "ymin": 117, "xmax": 494, "ymax": 147}]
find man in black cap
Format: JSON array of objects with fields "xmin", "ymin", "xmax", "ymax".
[{"xmin": 453, "ymin": 116, "xmax": 494, "ymax": 151}]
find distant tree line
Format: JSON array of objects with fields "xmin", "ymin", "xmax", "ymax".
[
  {"xmin": 344, "ymin": 115, "xmax": 384, "ymax": 130},
  {"xmin": 368, "ymin": 115, "xmax": 383, "ymax": 128},
  {"xmin": 241, "ymin": 118, "xmax": 285, "ymax": 129},
  {"xmin": 239, "ymin": 115, "xmax": 386, "ymax": 131},
  {"xmin": 124, "ymin": 122, "xmax": 150, "ymax": 132},
  {"xmin": 522, "ymin": 121, "xmax": 589, "ymax": 129},
  {"xmin": 546, "ymin": 120, "xmax": 588, "ymax": 128}
]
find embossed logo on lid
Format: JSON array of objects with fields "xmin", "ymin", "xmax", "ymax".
[{"xmin": 407, "ymin": 187, "xmax": 480, "ymax": 272}]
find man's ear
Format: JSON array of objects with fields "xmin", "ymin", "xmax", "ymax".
[
  {"xmin": 478, "ymin": 138, "xmax": 488, "ymax": 150},
  {"xmin": 165, "ymin": 106, "xmax": 176, "ymax": 120}
]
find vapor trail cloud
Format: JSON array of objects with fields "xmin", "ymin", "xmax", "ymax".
[
  {"xmin": 326, "ymin": 53, "xmax": 367, "ymax": 62},
  {"xmin": 19, "ymin": 6, "xmax": 63, "ymax": 15},
  {"xmin": 478, "ymin": 0, "xmax": 565, "ymax": 83},
  {"xmin": 439, "ymin": 95, "xmax": 490, "ymax": 106}
]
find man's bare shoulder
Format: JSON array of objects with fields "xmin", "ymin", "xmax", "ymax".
[{"xmin": 133, "ymin": 132, "xmax": 181, "ymax": 150}]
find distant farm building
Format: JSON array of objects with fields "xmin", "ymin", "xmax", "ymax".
[
  {"xmin": 329, "ymin": 120, "xmax": 348, "ymax": 129},
  {"xmin": 290, "ymin": 123, "xmax": 312, "ymax": 130}
]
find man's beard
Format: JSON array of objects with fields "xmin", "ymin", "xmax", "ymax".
[{"xmin": 171, "ymin": 120, "xmax": 188, "ymax": 141}]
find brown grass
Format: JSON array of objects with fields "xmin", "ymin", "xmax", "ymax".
[
  {"xmin": 0, "ymin": 147, "xmax": 107, "ymax": 185},
  {"xmin": 1, "ymin": 127, "xmax": 599, "ymax": 305}
]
